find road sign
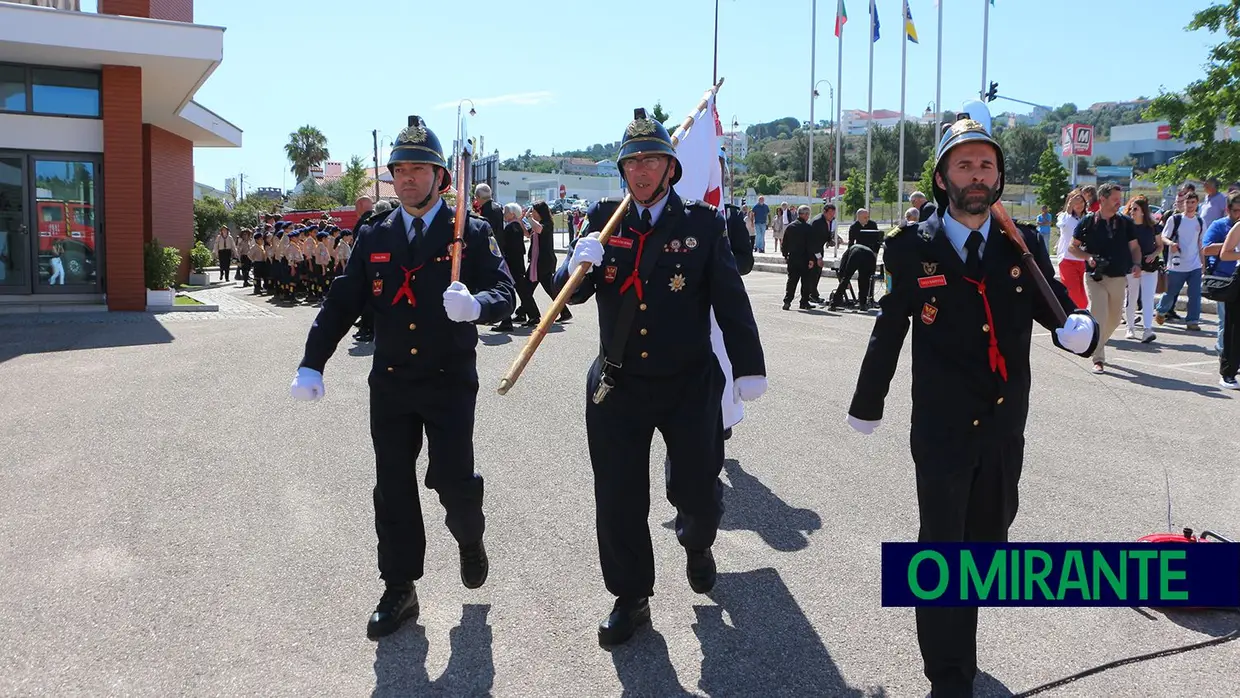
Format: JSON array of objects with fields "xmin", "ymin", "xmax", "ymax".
[{"xmin": 1061, "ymin": 124, "xmax": 1094, "ymax": 157}]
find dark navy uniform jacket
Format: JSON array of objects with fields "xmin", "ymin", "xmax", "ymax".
[
  {"xmin": 553, "ymin": 190, "xmax": 765, "ymax": 379},
  {"xmin": 848, "ymin": 213, "xmax": 1096, "ymax": 442},
  {"xmin": 300, "ymin": 206, "xmax": 516, "ymax": 378}
]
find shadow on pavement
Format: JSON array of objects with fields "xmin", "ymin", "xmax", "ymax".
[
  {"xmin": 0, "ymin": 312, "xmax": 174, "ymax": 365},
  {"xmin": 372, "ymin": 603, "xmax": 494, "ymax": 697},
  {"xmin": 693, "ymin": 567, "xmax": 884, "ymax": 696},
  {"xmin": 609, "ymin": 629, "xmax": 694, "ymax": 697},
  {"xmin": 1107, "ymin": 365, "xmax": 1227, "ymax": 398},
  {"xmin": 662, "ymin": 459, "xmax": 822, "ymax": 553},
  {"xmin": 1156, "ymin": 608, "xmax": 1240, "ymax": 639}
]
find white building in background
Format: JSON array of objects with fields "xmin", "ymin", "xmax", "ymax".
[
  {"xmin": 840, "ymin": 109, "xmax": 906, "ymax": 135},
  {"xmin": 495, "ymin": 170, "xmax": 624, "ymax": 206},
  {"xmin": 722, "ymin": 130, "xmax": 749, "ymax": 162}
]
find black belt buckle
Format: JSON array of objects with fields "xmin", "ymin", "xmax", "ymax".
[{"xmin": 592, "ymin": 360, "xmax": 621, "ymax": 405}]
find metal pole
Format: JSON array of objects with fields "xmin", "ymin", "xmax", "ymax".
[
  {"xmin": 898, "ymin": 0, "xmax": 907, "ymax": 211},
  {"xmin": 935, "ymin": 0, "xmax": 942, "ymax": 122},
  {"xmin": 835, "ymin": 0, "xmax": 843, "ymax": 205},
  {"xmin": 372, "ymin": 129, "xmax": 380, "ymax": 202},
  {"xmin": 713, "ymin": 0, "xmax": 720, "ymax": 84},
  {"xmin": 808, "ymin": 0, "xmax": 816, "ymax": 198},
  {"xmin": 866, "ymin": 0, "xmax": 874, "ymax": 209},
  {"xmin": 981, "ymin": 0, "xmax": 990, "ymax": 100}
]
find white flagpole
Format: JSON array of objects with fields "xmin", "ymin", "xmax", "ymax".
[
  {"xmin": 866, "ymin": 0, "xmax": 875, "ymax": 210},
  {"xmin": 835, "ymin": 0, "xmax": 843, "ymax": 207},
  {"xmin": 981, "ymin": 0, "xmax": 990, "ymax": 99},
  {"xmin": 898, "ymin": 0, "xmax": 907, "ymax": 213},
  {"xmin": 809, "ymin": 0, "xmax": 817, "ymax": 198},
  {"xmin": 935, "ymin": 0, "xmax": 943, "ymax": 125}
]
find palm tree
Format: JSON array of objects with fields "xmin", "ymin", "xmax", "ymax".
[{"xmin": 285, "ymin": 125, "xmax": 330, "ymax": 182}]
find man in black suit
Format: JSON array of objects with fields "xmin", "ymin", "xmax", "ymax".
[
  {"xmin": 781, "ymin": 205, "xmax": 815, "ymax": 310},
  {"xmin": 808, "ymin": 203, "xmax": 838, "ymax": 303}
]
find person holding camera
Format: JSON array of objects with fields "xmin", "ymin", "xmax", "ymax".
[
  {"xmin": 1071, "ymin": 183, "xmax": 1143, "ymax": 374},
  {"xmin": 1123, "ymin": 196, "xmax": 1163, "ymax": 344}
]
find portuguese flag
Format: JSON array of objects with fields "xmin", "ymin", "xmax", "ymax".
[{"xmin": 835, "ymin": 0, "xmax": 848, "ymax": 37}]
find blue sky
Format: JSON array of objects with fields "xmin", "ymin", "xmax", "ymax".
[{"xmin": 163, "ymin": 0, "xmax": 1220, "ymax": 193}]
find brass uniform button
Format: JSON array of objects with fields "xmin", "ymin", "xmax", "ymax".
[
  {"xmin": 1016, "ymin": 286, "xmax": 1023, "ymax": 293},
  {"xmin": 408, "ymin": 323, "xmax": 416, "ymax": 330},
  {"xmin": 387, "ymin": 367, "xmax": 394, "ymax": 373},
  {"xmin": 640, "ymin": 303, "xmax": 648, "ymax": 311},
  {"xmin": 641, "ymin": 351, "xmax": 649, "ymax": 359},
  {"xmin": 410, "ymin": 348, "xmax": 418, "ymax": 355},
  {"xmin": 640, "ymin": 328, "xmax": 648, "ymax": 336},
  {"xmin": 972, "ymin": 419, "xmax": 980, "ymax": 427},
  {"xmin": 982, "ymin": 324, "xmax": 990, "ymax": 332},
  {"xmin": 997, "ymin": 397, "xmax": 1004, "ymax": 405}
]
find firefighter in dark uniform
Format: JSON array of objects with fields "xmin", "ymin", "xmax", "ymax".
[
  {"xmin": 352, "ymin": 197, "xmax": 383, "ymax": 343},
  {"xmin": 289, "ymin": 115, "xmax": 516, "ymax": 641},
  {"xmin": 553, "ymin": 108, "xmax": 767, "ymax": 648},
  {"xmin": 845, "ymin": 109, "xmax": 1099, "ymax": 698}
]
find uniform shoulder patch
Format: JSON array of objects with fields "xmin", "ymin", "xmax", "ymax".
[
  {"xmin": 488, "ymin": 236, "xmax": 502, "ymax": 258},
  {"xmin": 685, "ymin": 200, "xmax": 718, "ymax": 213},
  {"xmin": 886, "ymin": 224, "xmax": 909, "ymax": 239}
]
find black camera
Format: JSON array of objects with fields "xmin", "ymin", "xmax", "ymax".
[{"xmin": 1089, "ymin": 257, "xmax": 1110, "ymax": 282}]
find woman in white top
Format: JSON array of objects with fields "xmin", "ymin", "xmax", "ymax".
[{"xmin": 1056, "ymin": 189, "xmax": 1089, "ymax": 309}]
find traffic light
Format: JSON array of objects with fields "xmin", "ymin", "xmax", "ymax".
[{"xmin": 985, "ymin": 81, "xmax": 999, "ymax": 102}]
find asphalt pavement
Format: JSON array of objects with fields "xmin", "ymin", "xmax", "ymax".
[{"xmin": 1, "ymin": 273, "xmax": 1237, "ymax": 697}]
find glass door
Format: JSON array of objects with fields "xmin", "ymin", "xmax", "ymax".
[
  {"xmin": 33, "ymin": 158, "xmax": 100, "ymax": 293},
  {"xmin": 0, "ymin": 155, "xmax": 30, "ymax": 294}
]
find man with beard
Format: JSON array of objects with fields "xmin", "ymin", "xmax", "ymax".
[
  {"xmin": 845, "ymin": 106, "xmax": 1099, "ymax": 698},
  {"xmin": 554, "ymin": 108, "xmax": 766, "ymax": 647},
  {"xmin": 289, "ymin": 116, "xmax": 515, "ymax": 641}
]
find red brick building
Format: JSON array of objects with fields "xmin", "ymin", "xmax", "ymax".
[{"xmin": 0, "ymin": 0, "xmax": 240, "ymax": 310}]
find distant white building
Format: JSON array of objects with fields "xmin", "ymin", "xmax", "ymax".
[
  {"xmin": 722, "ymin": 130, "xmax": 749, "ymax": 161},
  {"xmin": 840, "ymin": 109, "xmax": 907, "ymax": 135},
  {"xmin": 495, "ymin": 170, "xmax": 624, "ymax": 206}
]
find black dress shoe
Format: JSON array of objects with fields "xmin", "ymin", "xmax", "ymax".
[
  {"xmin": 722, "ymin": 427, "xmax": 732, "ymax": 441},
  {"xmin": 460, "ymin": 541, "xmax": 489, "ymax": 589},
  {"xmin": 686, "ymin": 548, "xmax": 717, "ymax": 593},
  {"xmin": 598, "ymin": 597, "xmax": 650, "ymax": 647},
  {"xmin": 490, "ymin": 321, "xmax": 514, "ymax": 332},
  {"xmin": 367, "ymin": 583, "xmax": 419, "ymax": 640},
  {"xmin": 782, "ymin": 302, "xmax": 791, "ymax": 311},
  {"xmin": 557, "ymin": 308, "xmax": 573, "ymax": 322}
]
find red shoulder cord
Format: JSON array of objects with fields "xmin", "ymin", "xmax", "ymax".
[
  {"xmin": 617, "ymin": 226, "xmax": 653, "ymax": 301},
  {"xmin": 391, "ymin": 264, "xmax": 425, "ymax": 306},
  {"xmin": 962, "ymin": 276, "xmax": 1009, "ymax": 382}
]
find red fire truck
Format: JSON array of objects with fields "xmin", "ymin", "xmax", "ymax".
[
  {"xmin": 278, "ymin": 207, "xmax": 361, "ymax": 230},
  {"xmin": 37, "ymin": 199, "xmax": 96, "ymax": 254}
]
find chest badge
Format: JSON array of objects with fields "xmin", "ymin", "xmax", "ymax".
[
  {"xmin": 684, "ymin": 236, "xmax": 698, "ymax": 250},
  {"xmin": 670, "ymin": 239, "xmax": 681, "ymax": 251},
  {"xmin": 604, "ymin": 265, "xmax": 618, "ymax": 283},
  {"xmin": 918, "ymin": 275, "xmax": 947, "ymax": 288},
  {"xmin": 669, "ymin": 273, "xmax": 686, "ymax": 292},
  {"xmin": 1010, "ymin": 265, "xmax": 1022, "ymax": 279},
  {"xmin": 921, "ymin": 303, "xmax": 938, "ymax": 325},
  {"xmin": 372, "ymin": 279, "xmax": 383, "ymax": 296},
  {"xmin": 922, "ymin": 262, "xmax": 938, "ymax": 275},
  {"xmin": 370, "ymin": 252, "xmax": 391, "ymax": 263}
]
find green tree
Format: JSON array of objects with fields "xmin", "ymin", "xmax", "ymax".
[
  {"xmin": 290, "ymin": 190, "xmax": 339, "ymax": 211},
  {"xmin": 878, "ymin": 172, "xmax": 898, "ymax": 222},
  {"xmin": 998, "ymin": 126, "xmax": 1049, "ymax": 185},
  {"xmin": 1031, "ymin": 143, "xmax": 1072, "ymax": 211},
  {"xmin": 285, "ymin": 125, "xmax": 330, "ymax": 182},
  {"xmin": 1145, "ymin": 0, "xmax": 1240, "ymax": 184},
  {"xmin": 229, "ymin": 195, "xmax": 281, "ymax": 233},
  {"xmin": 1094, "ymin": 155, "xmax": 1113, "ymax": 167},
  {"xmin": 918, "ymin": 149, "xmax": 937, "ymax": 202},
  {"xmin": 337, "ymin": 155, "xmax": 372, "ymax": 204},
  {"xmin": 652, "ymin": 101, "xmax": 671, "ymax": 125},
  {"xmin": 745, "ymin": 150, "xmax": 777, "ymax": 177},
  {"xmin": 753, "ymin": 174, "xmax": 784, "ymax": 195},
  {"xmin": 841, "ymin": 169, "xmax": 866, "ymax": 215},
  {"xmin": 192, "ymin": 195, "xmax": 229, "ymax": 246}
]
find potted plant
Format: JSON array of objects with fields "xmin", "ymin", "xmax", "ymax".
[
  {"xmin": 188, "ymin": 241, "xmax": 212, "ymax": 286},
  {"xmin": 144, "ymin": 238, "xmax": 181, "ymax": 309}
]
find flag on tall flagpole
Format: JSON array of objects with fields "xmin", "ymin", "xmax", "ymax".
[
  {"xmin": 672, "ymin": 91, "xmax": 743, "ymax": 430},
  {"xmin": 870, "ymin": 0, "xmax": 881, "ymax": 41},
  {"xmin": 835, "ymin": 0, "xmax": 848, "ymax": 37},
  {"xmin": 904, "ymin": 0, "xmax": 918, "ymax": 43}
]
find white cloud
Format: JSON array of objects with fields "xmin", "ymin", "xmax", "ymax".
[{"xmin": 434, "ymin": 91, "xmax": 555, "ymax": 110}]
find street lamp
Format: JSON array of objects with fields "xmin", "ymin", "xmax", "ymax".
[
  {"xmin": 455, "ymin": 98, "xmax": 476, "ymax": 165},
  {"xmin": 812, "ymin": 78, "xmax": 834, "ymax": 200}
]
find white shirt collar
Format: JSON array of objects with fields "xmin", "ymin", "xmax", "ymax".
[
  {"xmin": 636, "ymin": 192, "xmax": 669, "ymax": 228},
  {"xmin": 399, "ymin": 198, "xmax": 445, "ymax": 240}
]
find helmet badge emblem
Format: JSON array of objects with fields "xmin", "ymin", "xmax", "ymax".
[
  {"xmin": 397, "ymin": 124, "xmax": 428, "ymax": 144},
  {"xmin": 626, "ymin": 119, "xmax": 657, "ymax": 137}
]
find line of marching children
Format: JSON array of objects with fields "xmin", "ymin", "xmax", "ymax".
[{"xmin": 241, "ymin": 214, "xmax": 352, "ymax": 305}]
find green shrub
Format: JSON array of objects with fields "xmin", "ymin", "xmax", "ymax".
[
  {"xmin": 189, "ymin": 241, "xmax": 213, "ymax": 274},
  {"xmin": 144, "ymin": 238, "xmax": 181, "ymax": 290}
]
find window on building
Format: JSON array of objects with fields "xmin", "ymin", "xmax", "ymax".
[
  {"xmin": 31, "ymin": 68, "xmax": 100, "ymax": 117},
  {"xmin": 0, "ymin": 65, "xmax": 26, "ymax": 112}
]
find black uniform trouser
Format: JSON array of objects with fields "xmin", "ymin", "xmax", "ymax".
[
  {"xmin": 834, "ymin": 245, "xmax": 877, "ymax": 305},
  {"xmin": 238, "ymin": 255, "xmax": 251, "ymax": 283},
  {"xmin": 808, "ymin": 263, "xmax": 824, "ymax": 300},
  {"xmin": 911, "ymin": 431, "xmax": 1024, "ymax": 697},
  {"xmin": 359, "ymin": 306, "xmax": 374, "ymax": 333},
  {"xmin": 1221, "ymin": 297, "xmax": 1239, "ymax": 379},
  {"xmin": 369, "ymin": 368, "xmax": 485, "ymax": 583},
  {"xmin": 218, "ymin": 249, "xmax": 232, "ymax": 281},
  {"xmin": 585, "ymin": 357, "xmax": 726, "ymax": 600},
  {"xmin": 784, "ymin": 260, "xmax": 814, "ymax": 304}
]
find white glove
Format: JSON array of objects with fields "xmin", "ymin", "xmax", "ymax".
[
  {"xmin": 1056, "ymin": 313, "xmax": 1095, "ymax": 355},
  {"xmin": 443, "ymin": 281, "xmax": 482, "ymax": 323},
  {"xmin": 734, "ymin": 375, "xmax": 768, "ymax": 402},
  {"xmin": 570, "ymin": 233, "xmax": 604, "ymax": 270},
  {"xmin": 847, "ymin": 414, "xmax": 881, "ymax": 435},
  {"xmin": 290, "ymin": 367, "xmax": 325, "ymax": 401}
]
